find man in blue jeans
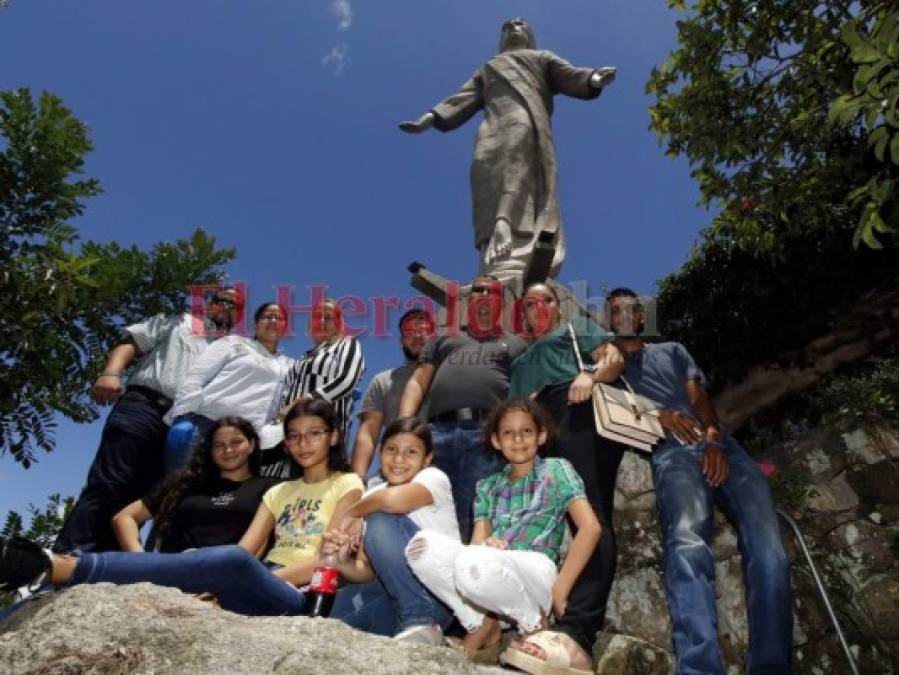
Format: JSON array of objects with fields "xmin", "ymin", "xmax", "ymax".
[
  {"xmin": 607, "ymin": 288, "xmax": 793, "ymax": 675},
  {"xmin": 398, "ymin": 276, "xmax": 527, "ymax": 541}
]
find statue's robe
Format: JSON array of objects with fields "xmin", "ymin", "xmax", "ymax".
[{"xmin": 430, "ymin": 49, "xmax": 601, "ymax": 276}]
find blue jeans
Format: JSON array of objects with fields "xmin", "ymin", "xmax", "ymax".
[
  {"xmin": 54, "ymin": 388, "xmax": 168, "ymax": 553},
  {"xmin": 70, "ymin": 545, "xmax": 306, "ymax": 616},
  {"xmin": 165, "ymin": 413, "xmax": 215, "ymax": 473},
  {"xmin": 652, "ymin": 438, "xmax": 793, "ymax": 675},
  {"xmin": 332, "ymin": 513, "xmax": 452, "ymax": 635},
  {"xmin": 430, "ymin": 420, "xmax": 502, "ymax": 542}
]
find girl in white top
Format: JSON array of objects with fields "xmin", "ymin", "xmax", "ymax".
[
  {"xmin": 323, "ymin": 418, "xmax": 459, "ymax": 643},
  {"xmin": 164, "ymin": 303, "xmax": 294, "ymax": 464}
]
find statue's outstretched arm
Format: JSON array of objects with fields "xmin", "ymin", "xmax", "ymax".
[
  {"xmin": 398, "ymin": 112, "xmax": 436, "ymax": 134},
  {"xmin": 590, "ymin": 66, "xmax": 616, "ymax": 89}
]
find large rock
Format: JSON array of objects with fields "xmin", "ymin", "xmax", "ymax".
[
  {"xmin": 805, "ymin": 471, "xmax": 860, "ymax": 513},
  {"xmin": 846, "ymin": 460, "xmax": 899, "ymax": 507},
  {"xmin": 0, "ymin": 584, "xmax": 500, "ymax": 674},
  {"xmin": 591, "ymin": 633, "xmax": 674, "ymax": 675}
]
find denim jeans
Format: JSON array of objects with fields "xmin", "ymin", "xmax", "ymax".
[
  {"xmin": 165, "ymin": 413, "xmax": 216, "ymax": 473},
  {"xmin": 54, "ymin": 388, "xmax": 169, "ymax": 553},
  {"xmin": 70, "ymin": 545, "xmax": 306, "ymax": 616},
  {"xmin": 652, "ymin": 437, "xmax": 793, "ymax": 675},
  {"xmin": 331, "ymin": 513, "xmax": 452, "ymax": 635},
  {"xmin": 538, "ymin": 383, "xmax": 626, "ymax": 654},
  {"xmin": 430, "ymin": 420, "xmax": 502, "ymax": 542}
]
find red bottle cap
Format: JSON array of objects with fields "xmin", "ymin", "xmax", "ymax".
[{"xmin": 308, "ymin": 565, "xmax": 340, "ymax": 594}]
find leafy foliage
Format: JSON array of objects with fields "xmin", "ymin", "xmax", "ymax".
[
  {"xmin": 0, "ymin": 88, "xmax": 236, "ymax": 466},
  {"xmin": 649, "ymin": 2, "xmax": 899, "ymax": 386},
  {"xmin": 829, "ymin": 8, "xmax": 899, "ymax": 249}
]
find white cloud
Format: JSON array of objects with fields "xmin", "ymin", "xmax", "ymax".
[
  {"xmin": 332, "ymin": 0, "xmax": 352, "ymax": 31},
  {"xmin": 322, "ymin": 42, "xmax": 350, "ymax": 76}
]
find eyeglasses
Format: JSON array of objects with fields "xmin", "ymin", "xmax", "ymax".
[
  {"xmin": 469, "ymin": 286, "xmax": 495, "ymax": 296},
  {"xmin": 284, "ymin": 429, "xmax": 329, "ymax": 445}
]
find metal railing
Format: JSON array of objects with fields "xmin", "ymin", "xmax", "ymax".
[{"xmin": 776, "ymin": 509, "xmax": 860, "ymax": 675}]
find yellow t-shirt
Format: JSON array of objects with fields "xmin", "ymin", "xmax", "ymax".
[{"xmin": 262, "ymin": 472, "xmax": 363, "ymax": 567}]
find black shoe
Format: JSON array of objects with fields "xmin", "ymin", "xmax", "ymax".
[{"xmin": 0, "ymin": 536, "xmax": 51, "ymax": 592}]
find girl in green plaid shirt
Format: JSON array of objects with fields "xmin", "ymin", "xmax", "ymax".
[{"xmin": 406, "ymin": 399, "xmax": 602, "ymax": 673}]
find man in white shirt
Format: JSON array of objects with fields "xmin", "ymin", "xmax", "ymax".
[{"xmin": 54, "ymin": 289, "xmax": 238, "ymax": 553}]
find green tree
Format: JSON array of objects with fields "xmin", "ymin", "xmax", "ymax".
[
  {"xmin": 1, "ymin": 88, "xmax": 235, "ymax": 466},
  {"xmin": 647, "ymin": 1, "xmax": 898, "ymax": 387}
]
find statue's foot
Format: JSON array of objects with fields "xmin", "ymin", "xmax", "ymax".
[{"xmin": 485, "ymin": 219, "xmax": 513, "ymax": 265}]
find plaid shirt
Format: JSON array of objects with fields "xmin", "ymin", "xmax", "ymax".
[{"xmin": 473, "ymin": 456, "xmax": 585, "ymax": 564}]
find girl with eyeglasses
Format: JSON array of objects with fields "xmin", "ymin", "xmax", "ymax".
[{"xmin": 0, "ymin": 400, "xmax": 363, "ymax": 617}]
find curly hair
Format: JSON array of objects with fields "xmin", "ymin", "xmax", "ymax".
[
  {"xmin": 282, "ymin": 398, "xmax": 351, "ymax": 475},
  {"xmin": 149, "ymin": 416, "xmax": 260, "ymax": 539},
  {"xmin": 482, "ymin": 398, "xmax": 557, "ymax": 457}
]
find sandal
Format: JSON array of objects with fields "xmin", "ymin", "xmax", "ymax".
[
  {"xmin": 444, "ymin": 635, "xmax": 503, "ymax": 665},
  {"xmin": 500, "ymin": 630, "xmax": 593, "ymax": 675}
]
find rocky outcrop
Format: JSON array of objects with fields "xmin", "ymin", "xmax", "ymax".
[
  {"xmin": 713, "ymin": 288, "xmax": 899, "ymax": 431},
  {"xmin": 606, "ymin": 425, "xmax": 899, "ymax": 675},
  {"xmin": 0, "ymin": 583, "xmax": 501, "ymax": 675}
]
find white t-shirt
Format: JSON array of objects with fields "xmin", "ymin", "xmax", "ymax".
[{"xmin": 364, "ymin": 467, "xmax": 459, "ymax": 540}]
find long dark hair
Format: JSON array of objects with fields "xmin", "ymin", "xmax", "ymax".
[
  {"xmin": 483, "ymin": 398, "xmax": 557, "ymax": 457},
  {"xmin": 150, "ymin": 416, "xmax": 260, "ymax": 537},
  {"xmin": 380, "ymin": 417, "xmax": 434, "ymax": 456},
  {"xmin": 282, "ymin": 398, "xmax": 351, "ymax": 475}
]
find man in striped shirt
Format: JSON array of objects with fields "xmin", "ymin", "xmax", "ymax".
[{"xmin": 54, "ymin": 289, "xmax": 239, "ymax": 553}]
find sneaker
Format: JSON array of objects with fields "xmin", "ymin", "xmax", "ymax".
[
  {"xmin": 0, "ymin": 536, "xmax": 51, "ymax": 592},
  {"xmin": 393, "ymin": 623, "xmax": 443, "ymax": 646}
]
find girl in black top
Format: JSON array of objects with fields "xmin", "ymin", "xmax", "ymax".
[{"xmin": 112, "ymin": 416, "xmax": 278, "ymax": 552}]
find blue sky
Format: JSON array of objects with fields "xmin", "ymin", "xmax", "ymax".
[{"xmin": 0, "ymin": 1, "xmax": 710, "ymax": 519}]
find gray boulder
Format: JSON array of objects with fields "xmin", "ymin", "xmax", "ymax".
[{"xmin": 0, "ymin": 583, "xmax": 500, "ymax": 675}]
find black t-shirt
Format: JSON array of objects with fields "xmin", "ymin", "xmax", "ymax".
[
  {"xmin": 421, "ymin": 329, "xmax": 528, "ymax": 417},
  {"xmin": 144, "ymin": 475, "xmax": 279, "ymax": 552}
]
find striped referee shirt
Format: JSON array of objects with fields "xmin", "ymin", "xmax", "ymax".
[{"xmin": 281, "ymin": 336, "xmax": 365, "ymax": 437}]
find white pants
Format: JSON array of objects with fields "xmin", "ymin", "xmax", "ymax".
[{"xmin": 405, "ymin": 529, "xmax": 557, "ymax": 634}]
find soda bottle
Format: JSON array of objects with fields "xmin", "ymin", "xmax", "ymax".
[{"xmin": 304, "ymin": 552, "xmax": 340, "ymax": 617}]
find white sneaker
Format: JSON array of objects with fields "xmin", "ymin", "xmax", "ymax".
[{"xmin": 393, "ymin": 624, "xmax": 443, "ymax": 646}]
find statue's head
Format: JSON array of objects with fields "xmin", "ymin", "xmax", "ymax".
[{"xmin": 499, "ymin": 18, "xmax": 536, "ymax": 52}]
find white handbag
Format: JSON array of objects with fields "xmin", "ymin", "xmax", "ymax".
[{"xmin": 568, "ymin": 324, "xmax": 664, "ymax": 452}]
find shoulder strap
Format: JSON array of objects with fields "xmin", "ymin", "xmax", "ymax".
[{"xmin": 567, "ymin": 323, "xmax": 586, "ymax": 371}]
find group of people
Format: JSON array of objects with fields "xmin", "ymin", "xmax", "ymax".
[{"xmin": 0, "ymin": 278, "xmax": 794, "ymax": 675}]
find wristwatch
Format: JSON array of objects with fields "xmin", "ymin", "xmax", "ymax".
[{"xmin": 581, "ymin": 364, "xmax": 598, "ymax": 374}]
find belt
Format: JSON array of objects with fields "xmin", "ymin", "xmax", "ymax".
[
  {"xmin": 127, "ymin": 385, "xmax": 174, "ymax": 410},
  {"xmin": 430, "ymin": 407, "xmax": 487, "ymax": 424}
]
